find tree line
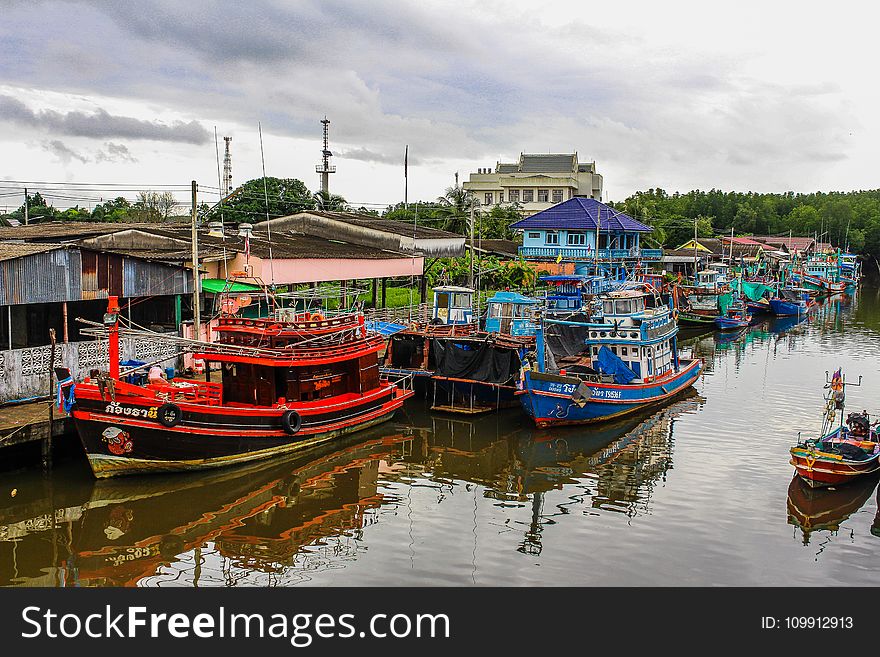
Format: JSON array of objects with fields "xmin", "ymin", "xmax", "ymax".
[
  {"xmin": 8, "ymin": 177, "xmax": 880, "ymax": 266},
  {"xmin": 0, "ymin": 177, "xmax": 524, "ymax": 240},
  {"xmin": 609, "ymin": 188, "xmax": 880, "ymax": 257}
]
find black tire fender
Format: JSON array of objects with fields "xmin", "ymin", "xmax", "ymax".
[
  {"xmin": 157, "ymin": 403, "xmax": 183, "ymax": 428},
  {"xmin": 282, "ymin": 409, "xmax": 302, "ymax": 435}
]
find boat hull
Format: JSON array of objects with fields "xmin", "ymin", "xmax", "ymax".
[
  {"xmin": 802, "ymin": 274, "xmax": 847, "ymax": 295},
  {"xmin": 678, "ymin": 311, "xmax": 717, "ymax": 325},
  {"xmin": 518, "ymin": 359, "xmax": 703, "ymax": 428},
  {"xmin": 746, "ymin": 300, "xmax": 771, "ymax": 314},
  {"xmin": 71, "ymin": 386, "xmax": 412, "ymax": 478},
  {"xmin": 714, "ymin": 317, "xmax": 749, "ymax": 330},
  {"xmin": 789, "ymin": 447, "xmax": 880, "ymax": 488},
  {"xmin": 769, "ymin": 298, "xmax": 809, "ymax": 316}
]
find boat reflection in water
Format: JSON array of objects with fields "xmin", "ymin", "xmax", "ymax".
[
  {"xmin": 786, "ymin": 473, "xmax": 880, "ymax": 546},
  {"xmin": 0, "ymin": 428, "xmax": 414, "ymax": 587},
  {"xmin": 509, "ymin": 391, "xmax": 702, "ymax": 554},
  {"xmin": 0, "ymin": 392, "xmax": 705, "ymax": 586},
  {"xmin": 398, "ymin": 390, "xmax": 703, "ymax": 556}
]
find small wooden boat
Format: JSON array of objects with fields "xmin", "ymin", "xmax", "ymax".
[
  {"xmin": 770, "ymin": 288, "xmax": 815, "ymax": 316},
  {"xmin": 714, "ymin": 300, "xmax": 751, "ymax": 330},
  {"xmin": 790, "ymin": 370, "xmax": 880, "ymax": 488},
  {"xmin": 746, "ymin": 298, "xmax": 771, "ymax": 314}
]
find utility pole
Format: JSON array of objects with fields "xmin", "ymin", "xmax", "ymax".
[
  {"xmin": 469, "ymin": 197, "xmax": 475, "ymax": 289},
  {"xmin": 23, "ymin": 187, "xmax": 28, "ymax": 226},
  {"xmin": 191, "ymin": 181, "xmax": 201, "ymax": 341}
]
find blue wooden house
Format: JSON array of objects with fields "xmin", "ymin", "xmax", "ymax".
[{"xmin": 510, "ymin": 197, "xmax": 661, "ymax": 279}]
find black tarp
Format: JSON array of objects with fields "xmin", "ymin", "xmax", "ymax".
[
  {"xmin": 431, "ymin": 338, "xmax": 521, "ymax": 384},
  {"xmin": 545, "ymin": 313, "xmax": 591, "ymax": 358},
  {"xmin": 390, "ymin": 334, "xmax": 425, "ymax": 368}
]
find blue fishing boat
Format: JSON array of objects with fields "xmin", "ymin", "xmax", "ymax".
[
  {"xmin": 518, "ymin": 285, "xmax": 703, "ymax": 427},
  {"xmin": 537, "ymin": 274, "xmax": 609, "ymax": 317},
  {"xmin": 769, "ymin": 288, "xmax": 814, "ymax": 316},
  {"xmin": 714, "ymin": 299, "xmax": 751, "ymax": 330},
  {"xmin": 483, "ymin": 290, "xmax": 539, "ymax": 336}
]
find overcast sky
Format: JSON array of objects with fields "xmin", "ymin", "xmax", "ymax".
[{"xmin": 1, "ymin": 0, "xmax": 878, "ymax": 211}]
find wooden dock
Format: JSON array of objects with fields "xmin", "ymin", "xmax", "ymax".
[{"xmin": 0, "ymin": 399, "xmax": 73, "ymax": 451}]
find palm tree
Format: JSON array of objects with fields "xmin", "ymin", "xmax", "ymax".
[
  {"xmin": 313, "ymin": 190, "xmax": 349, "ymax": 212},
  {"xmin": 435, "ymin": 185, "xmax": 477, "ymax": 235}
]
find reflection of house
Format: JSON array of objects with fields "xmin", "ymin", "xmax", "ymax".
[
  {"xmin": 511, "ymin": 197, "xmax": 661, "ymax": 278},
  {"xmin": 463, "ymin": 153, "xmax": 603, "ymax": 217}
]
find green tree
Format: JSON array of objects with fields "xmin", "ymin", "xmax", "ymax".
[
  {"xmin": 478, "ymin": 204, "xmax": 523, "ymax": 240},
  {"xmin": 215, "ymin": 177, "xmax": 316, "ymax": 224},
  {"xmin": 91, "ymin": 197, "xmax": 133, "ymax": 222},
  {"xmin": 435, "ymin": 185, "xmax": 477, "ymax": 235}
]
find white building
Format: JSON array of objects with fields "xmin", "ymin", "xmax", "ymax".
[{"xmin": 462, "ymin": 153, "xmax": 603, "ymax": 217}]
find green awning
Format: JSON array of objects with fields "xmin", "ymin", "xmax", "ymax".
[{"xmin": 201, "ymin": 278, "xmax": 262, "ymax": 294}]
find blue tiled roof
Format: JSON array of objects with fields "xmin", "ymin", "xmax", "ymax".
[{"xmin": 510, "ymin": 197, "xmax": 652, "ymax": 232}]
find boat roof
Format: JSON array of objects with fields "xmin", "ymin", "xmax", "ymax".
[
  {"xmin": 433, "ymin": 285, "xmax": 474, "ymax": 293},
  {"xmin": 539, "ymin": 274, "xmax": 603, "ymax": 282},
  {"xmin": 486, "ymin": 290, "xmax": 538, "ymax": 305},
  {"xmin": 604, "ymin": 289, "xmax": 646, "ymax": 299}
]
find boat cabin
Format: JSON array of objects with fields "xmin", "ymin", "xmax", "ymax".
[
  {"xmin": 432, "ymin": 286, "xmax": 475, "ymax": 325},
  {"xmin": 804, "ymin": 258, "xmax": 838, "ymax": 281},
  {"xmin": 200, "ymin": 316, "xmax": 383, "ymax": 407},
  {"xmin": 582, "ymin": 289, "xmax": 678, "ymax": 380},
  {"xmin": 694, "ymin": 269, "xmax": 723, "ymax": 289},
  {"xmin": 484, "ymin": 291, "xmax": 538, "ymax": 336},
  {"xmin": 709, "ymin": 263, "xmax": 730, "ymax": 284},
  {"xmin": 538, "ymin": 274, "xmax": 610, "ymax": 315}
]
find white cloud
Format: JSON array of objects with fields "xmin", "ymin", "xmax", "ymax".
[{"xmin": 0, "ymin": 0, "xmax": 877, "ymax": 207}]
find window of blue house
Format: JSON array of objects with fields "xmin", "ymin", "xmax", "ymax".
[
  {"xmin": 527, "ymin": 232, "xmax": 540, "ymax": 240},
  {"xmin": 545, "ymin": 231, "xmax": 559, "ymax": 245},
  {"xmin": 567, "ymin": 232, "xmax": 586, "ymax": 245}
]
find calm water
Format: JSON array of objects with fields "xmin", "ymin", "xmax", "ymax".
[{"xmin": 3, "ymin": 287, "xmax": 880, "ymax": 587}]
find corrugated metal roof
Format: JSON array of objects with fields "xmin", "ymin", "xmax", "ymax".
[
  {"xmin": 285, "ymin": 211, "xmax": 461, "ymax": 239},
  {"xmin": 0, "ymin": 243, "xmax": 66, "ymax": 262},
  {"xmin": 510, "ymin": 197, "xmax": 652, "ymax": 232},
  {"xmin": 0, "ymin": 221, "xmax": 166, "ymax": 242}
]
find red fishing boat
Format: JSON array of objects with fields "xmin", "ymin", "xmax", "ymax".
[
  {"xmin": 66, "ymin": 296, "xmax": 413, "ymax": 478},
  {"xmin": 790, "ymin": 369, "xmax": 880, "ymax": 488}
]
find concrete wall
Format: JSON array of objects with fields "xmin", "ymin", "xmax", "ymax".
[{"xmin": 0, "ymin": 337, "xmax": 179, "ymax": 403}]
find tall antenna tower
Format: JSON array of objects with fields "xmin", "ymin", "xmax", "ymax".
[
  {"xmin": 315, "ymin": 117, "xmax": 335, "ymax": 196},
  {"xmin": 222, "ymin": 136, "xmax": 233, "ymax": 198}
]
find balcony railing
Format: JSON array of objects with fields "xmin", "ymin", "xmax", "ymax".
[{"xmin": 518, "ymin": 246, "xmax": 662, "ymax": 261}]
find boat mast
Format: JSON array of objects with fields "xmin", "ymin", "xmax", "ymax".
[
  {"xmin": 106, "ymin": 295, "xmax": 121, "ymax": 380},
  {"xmin": 191, "ymin": 181, "xmax": 201, "ymax": 340}
]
